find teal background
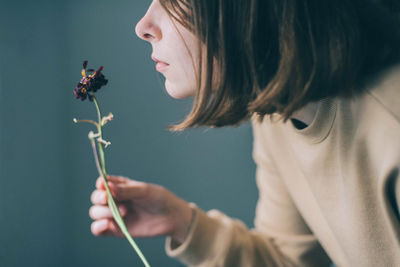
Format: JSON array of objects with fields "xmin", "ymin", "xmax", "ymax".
[{"xmin": 0, "ymin": 1, "xmax": 257, "ymax": 266}]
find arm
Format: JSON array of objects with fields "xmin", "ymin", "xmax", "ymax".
[{"xmin": 165, "ymin": 119, "xmax": 331, "ymax": 266}]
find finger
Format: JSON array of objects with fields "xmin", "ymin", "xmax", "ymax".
[
  {"xmin": 96, "ymin": 175, "xmax": 130, "ymax": 189},
  {"xmin": 92, "ymin": 182, "xmax": 119, "ymax": 201},
  {"xmin": 114, "ymin": 181, "xmax": 149, "ymax": 201},
  {"xmin": 108, "ymin": 175, "xmax": 130, "ymax": 183},
  {"xmin": 91, "ymin": 219, "xmax": 123, "ymax": 237},
  {"xmin": 104, "ymin": 219, "xmax": 124, "ymax": 237},
  {"xmin": 89, "ymin": 205, "xmax": 127, "ymax": 220},
  {"xmin": 96, "ymin": 176, "xmax": 112, "ymax": 189},
  {"xmin": 90, "ymin": 189, "xmax": 107, "ymax": 205},
  {"xmin": 91, "ymin": 219, "xmax": 108, "ymax": 235},
  {"xmin": 96, "ymin": 176, "xmax": 105, "ymax": 189},
  {"xmin": 96, "ymin": 176, "xmax": 129, "ymax": 190}
]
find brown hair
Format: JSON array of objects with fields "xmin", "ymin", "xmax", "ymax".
[{"xmin": 160, "ymin": 0, "xmax": 400, "ymax": 131}]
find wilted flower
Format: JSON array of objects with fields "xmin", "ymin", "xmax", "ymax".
[
  {"xmin": 73, "ymin": 60, "xmax": 108, "ymax": 101},
  {"xmin": 72, "ymin": 60, "xmax": 150, "ymax": 267}
]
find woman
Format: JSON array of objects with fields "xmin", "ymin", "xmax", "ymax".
[{"xmin": 89, "ymin": 0, "xmax": 400, "ymax": 266}]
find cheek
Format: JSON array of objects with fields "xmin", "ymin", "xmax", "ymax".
[
  {"xmin": 163, "ymin": 51, "xmax": 197, "ymax": 99},
  {"xmin": 162, "ymin": 25, "xmax": 199, "ymax": 99}
]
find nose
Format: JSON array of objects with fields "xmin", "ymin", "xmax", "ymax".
[{"xmin": 135, "ymin": 4, "xmax": 162, "ymax": 42}]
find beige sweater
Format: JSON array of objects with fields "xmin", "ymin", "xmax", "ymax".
[{"xmin": 165, "ymin": 65, "xmax": 400, "ymax": 266}]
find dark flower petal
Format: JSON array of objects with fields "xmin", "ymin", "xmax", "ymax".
[{"xmin": 74, "ymin": 61, "xmax": 108, "ymax": 101}]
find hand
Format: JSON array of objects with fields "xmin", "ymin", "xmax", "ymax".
[{"xmin": 89, "ymin": 175, "xmax": 193, "ymax": 244}]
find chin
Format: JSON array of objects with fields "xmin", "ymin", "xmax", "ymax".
[{"xmin": 165, "ymin": 80, "xmax": 194, "ymax": 99}]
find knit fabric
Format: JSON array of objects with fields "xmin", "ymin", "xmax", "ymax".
[{"xmin": 165, "ymin": 65, "xmax": 400, "ymax": 267}]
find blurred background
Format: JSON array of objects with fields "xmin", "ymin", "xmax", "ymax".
[{"xmin": 0, "ymin": 0, "xmax": 257, "ymax": 266}]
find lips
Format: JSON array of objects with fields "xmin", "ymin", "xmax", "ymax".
[{"xmin": 152, "ymin": 56, "xmax": 169, "ymax": 72}]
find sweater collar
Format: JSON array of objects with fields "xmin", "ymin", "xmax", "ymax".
[{"xmin": 289, "ymin": 98, "xmax": 337, "ymax": 144}]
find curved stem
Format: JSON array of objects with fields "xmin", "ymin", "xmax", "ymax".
[
  {"xmin": 89, "ymin": 139, "xmax": 150, "ymax": 267},
  {"xmin": 90, "ymin": 94, "xmax": 150, "ymax": 267},
  {"xmin": 92, "ymin": 95, "xmax": 107, "ymax": 175}
]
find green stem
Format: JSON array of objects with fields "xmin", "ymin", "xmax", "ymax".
[
  {"xmin": 90, "ymin": 94, "xmax": 150, "ymax": 267},
  {"xmin": 92, "ymin": 96, "xmax": 107, "ymax": 174}
]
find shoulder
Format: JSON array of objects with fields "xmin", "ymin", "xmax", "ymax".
[{"xmin": 364, "ymin": 64, "xmax": 400, "ymax": 123}]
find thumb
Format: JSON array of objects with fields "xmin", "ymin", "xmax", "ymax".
[{"xmin": 113, "ymin": 180, "xmax": 150, "ymax": 201}]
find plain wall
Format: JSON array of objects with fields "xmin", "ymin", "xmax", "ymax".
[{"xmin": 0, "ymin": 1, "xmax": 257, "ymax": 266}]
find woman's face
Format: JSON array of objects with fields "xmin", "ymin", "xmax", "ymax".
[{"xmin": 135, "ymin": 0, "xmax": 198, "ymax": 99}]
